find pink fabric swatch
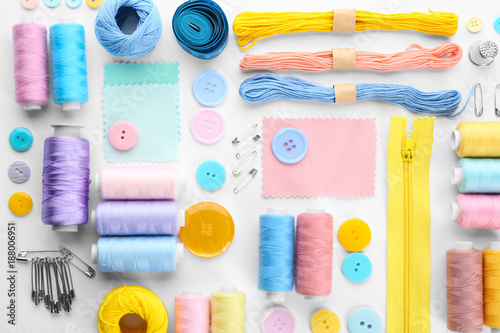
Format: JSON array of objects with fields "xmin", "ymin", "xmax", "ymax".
[{"xmin": 262, "ymin": 117, "xmax": 377, "ymax": 198}]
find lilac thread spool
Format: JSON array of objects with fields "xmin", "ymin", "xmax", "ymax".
[{"xmin": 42, "ymin": 125, "xmax": 91, "ymax": 232}]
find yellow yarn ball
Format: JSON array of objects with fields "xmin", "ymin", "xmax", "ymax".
[{"xmin": 98, "ymin": 286, "xmax": 168, "ymax": 333}]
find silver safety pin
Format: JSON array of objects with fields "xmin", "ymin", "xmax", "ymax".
[
  {"xmin": 495, "ymin": 84, "xmax": 500, "ymax": 116},
  {"xmin": 232, "ymin": 123, "xmax": 258, "ymax": 146},
  {"xmin": 234, "ymin": 168, "xmax": 258, "ymax": 194},
  {"xmin": 233, "ymin": 151, "xmax": 257, "ymax": 176},
  {"xmin": 236, "ymin": 135, "xmax": 261, "ymax": 159},
  {"xmin": 474, "ymin": 83, "xmax": 483, "ymax": 117}
]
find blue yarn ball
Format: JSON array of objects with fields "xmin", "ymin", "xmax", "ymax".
[{"xmin": 95, "ymin": 0, "xmax": 163, "ymax": 59}]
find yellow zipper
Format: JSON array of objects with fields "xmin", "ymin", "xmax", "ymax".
[{"xmin": 387, "ymin": 116, "xmax": 434, "ymax": 333}]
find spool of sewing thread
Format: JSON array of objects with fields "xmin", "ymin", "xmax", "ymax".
[
  {"xmin": 446, "ymin": 242, "xmax": 483, "ymax": 333},
  {"xmin": 259, "ymin": 208, "xmax": 295, "ymax": 301},
  {"xmin": 98, "ymin": 285, "xmax": 168, "ymax": 333},
  {"xmin": 211, "ymin": 286, "xmax": 246, "ymax": 333},
  {"xmin": 172, "ymin": 0, "xmax": 229, "ymax": 59},
  {"xmin": 484, "ymin": 241, "xmax": 500, "ymax": 331},
  {"xmin": 97, "ymin": 165, "xmax": 187, "ymax": 200},
  {"xmin": 175, "ymin": 291, "xmax": 210, "ymax": 333},
  {"xmin": 452, "ymin": 122, "xmax": 500, "ymax": 157},
  {"xmin": 12, "ymin": 22, "xmax": 48, "ymax": 111},
  {"xmin": 296, "ymin": 209, "xmax": 334, "ymax": 300},
  {"xmin": 91, "ymin": 236, "xmax": 183, "ymax": 272},
  {"xmin": 450, "ymin": 194, "xmax": 500, "ymax": 229},
  {"xmin": 91, "ymin": 201, "xmax": 184, "ymax": 236},
  {"xmin": 95, "ymin": 0, "xmax": 163, "ymax": 58},
  {"xmin": 452, "ymin": 159, "xmax": 500, "ymax": 193},
  {"xmin": 42, "ymin": 125, "xmax": 91, "ymax": 232},
  {"xmin": 50, "ymin": 23, "xmax": 89, "ymax": 111}
]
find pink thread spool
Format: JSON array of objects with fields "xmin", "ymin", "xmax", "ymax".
[
  {"xmin": 13, "ymin": 21, "xmax": 48, "ymax": 111},
  {"xmin": 446, "ymin": 242, "xmax": 483, "ymax": 333},
  {"xmin": 450, "ymin": 194, "xmax": 500, "ymax": 229},
  {"xmin": 96, "ymin": 166, "xmax": 187, "ymax": 200},
  {"xmin": 175, "ymin": 291, "xmax": 210, "ymax": 333},
  {"xmin": 295, "ymin": 209, "xmax": 333, "ymax": 300}
]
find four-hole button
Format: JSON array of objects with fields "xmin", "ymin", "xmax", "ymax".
[
  {"xmin": 272, "ymin": 127, "xmax": 308, "ymax": 165},
  {"xmin": 262, "ymin": 306, "xmax": 297, "ymax": 333}
]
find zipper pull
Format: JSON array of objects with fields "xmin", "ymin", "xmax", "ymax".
[{"xmin": 402, "ymin": 132, "xmax": 415, "ymax": 161}]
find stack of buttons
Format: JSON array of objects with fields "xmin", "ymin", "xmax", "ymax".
[{"xmin": 338, "ymin": 218, "xmax": 372, "ymax": 283}]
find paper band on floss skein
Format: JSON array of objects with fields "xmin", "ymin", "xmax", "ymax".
[
  {"xmin": 450, "ymin": 194, "xmax": 500, "ymax": 229},
  {"xmin": 240, "ymin": 43, "xmax": 463, "ymax": 72},
  {"xmin": 175, "ymin": 291, "xmax": 210, "ymax": 333},
  {"xmin": 295, "ymin": 209, "xmax": 333, "ymax": 300},
  {"xmin": 50, "ymin": 23, "xmax": 89, "ymax": 111},
  {"xmin": 258, "ymin": 209, "xmax": 295, "ymax": 302},
  {"xmin": 446, "ymin": 242, "xmax": 483, "ymax": 333},
  {"xmin": 483, "ymin": 242, "xmax": 500, "ymax": 330},
  {"xmin": 211, "ymin": 286, "xmax": 246, "ymax": 333},
  {"xmin": 98, "ymin": 286, "xmax": 168, "ymax": 333},
  {"xmin": 452, "ymin": 122, "xmax": 500, "ymax": 158},
  {"xmin": 97, "ymin": 165, "xmax": 187, "ymax": 200},
  {"xmin": 233, "ymin": 9, "xmax": 458, "ymax": 49},
  {"xmin": 42, "ymin": 125, "xmax": 91, "ymax": 233},
  {"xmin": 12, "ymin": 22, "xmax": 49, "ymax": 111},
  {"xmin": 92, "ymin": 201, "xmax": 183, "ymax": 236},
  {"xmin": 452, "ymin": 159, "xmax": 500, "ymax": 193}
]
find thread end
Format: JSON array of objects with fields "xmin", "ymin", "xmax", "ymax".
[
  {"xmin": 23, "ymin": 104, "xmax": 41, "ymax": 111},
  {"xmin": 451, "ymin": 130, "xmax": 461, "ymax": 150},
  {"xmin": 91, "ymin": 244, "xmax": 97, "ymax": 264},
  {"xmin": 454, "ymin": 241, "xmax": 473, "ymax": 250},
  {"xmin": 265, "ymin": 292, "xmax": 285, "ymax": 302},
  {"xmin": 52, "ymin": 225, "xmax": 78, "ymax": 232},
  {"xmin": 451, "ymin": 167, "xmax": 463, "ymax": 185},
  {"xmin": 450, "ymin": 202, "xmax": 460, "ymax": 221},
  {"xmin": 62, "ymin": 102, "xmax": 80, "ymax": 111}
]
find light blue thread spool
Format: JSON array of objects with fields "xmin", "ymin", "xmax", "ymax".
[
  {"xmin": 258, "ymin": 208, "xmax": 295, "ymax": 301},
  {"xmin": 453, "ymin": 158, "xmax": 500, "ymax": 193},
  {"xmin": 93, "ymin": 236, "xmax": 183, "ymax": 272},
  {"xmin": 50, "ymin": 23, "xmax": 89, "ymax": 111}
]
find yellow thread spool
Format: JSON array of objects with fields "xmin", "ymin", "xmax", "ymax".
[
  {"xmin": 453, "ymin": 122, "xmax": 500, "ymax": 158},
  {"xmin": 98, "ymin": 286, "xmax": 168, "ymax": 333},
  {"xmin": 211, "ymin": 287, "xmax": 246, "ymax": 333},
  {"xmin": 484, "ymin": 242, "xmax": 500, "ymax": 329}
]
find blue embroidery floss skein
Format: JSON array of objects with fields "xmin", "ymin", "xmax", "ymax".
[
  {"xmin": 259, "ymin": 208, "xmax": 295, "ymax": 302},
  {"xmin": 92, "ymin": 236, "xmax": 184, "ymax": 272},
  {"xmin": 42, "ymin": 125, "xmax": 91, "ymax": 233},
  {"xmin": 452, "ymin": 158, "xmax": 500, "ymax": 193},
  {"xmin": 92, "ymin": 201, "xmax": 183, "ymax": 236},
  {"xmin": 95, "ymin": 0, "xmax": 162, "ymax": 59},
  {"xmin": 172, "ymin": 0, "xmax": 229, "ymax": 59}
]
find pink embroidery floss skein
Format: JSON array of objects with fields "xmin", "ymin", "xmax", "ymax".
[
  {"xmin": 175, "ymin": 292, "xmax": 210, "ymax": 333},
  {"xmin": 450, "ymin": 194, "xmax": 500, "ymax": 229},
  {"xmin": 240, "ymin": 42, "xmax": 462, "ymax": 72},
  {"xmin": 447, "ymin": 242, "xmax": 483, "ymax": 333},
  {"xmin": 13, "ymin": 22, "xmax": 49, "ymax": 111},
  {"xmin": 295, "ymin": 209, "xmax": 333, "ymax": 299}
]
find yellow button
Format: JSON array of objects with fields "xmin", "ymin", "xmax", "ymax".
[
  {"xmin": 180, "ymin": 202, "xmax": 234, "ymax": 258},
  {"xmin": 338, "ymin": 218, "xmax": 371, "ymax": 252},
  {"xmin": 86, "ymin": 0, "xmax": 103, "ymax": 8},
  {"xmin": 9, "ymin": 192, "xmax": 33, "ymax": 216},
  {"xmin": 466, "ymin": 16, "xmax": 483, "ymax": 33},
  {"xmin": 311, "ymin": 310, "xmax": 341, "ymax": 333}
]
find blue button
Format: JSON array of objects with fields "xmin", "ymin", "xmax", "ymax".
[
  {"xmin": 66, "ymin": 0, "xmax": 81, "ymax": 8},
  {"xmin": 272, "ymin": 128, "xmax": 308, "ymax": 164},
  {"xmin": 348, "ymin": 308, "xmax": 382, "ymax": 333},
  {"xmin": 192, "ymin": 70, "xmax": 228, "ymax": 107},
  {"xmin": 342, "ymin": 253, "xmax": 372, "ymax": 283},
  {"xmin": 45, "ymin": 0, "xmax": 60, "ymax": 7},
  {"xmin": 495, "ymin": 17, "xmax": 500, "ymax": 33},
  {"xmin": 8, "ymin": 161, "xmax": 31, "ymax": 184},
  {"xmin": 9, "ymin": 127, "xmax": 33, "ymax": 152},
  {"xmin": 196, "ymin": 160, "xmax": 226, "ymax": 191}
]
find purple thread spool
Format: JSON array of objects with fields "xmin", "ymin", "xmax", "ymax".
[
  {"xmin": 92, "ymin": 201, "xmax": 183, "ymax": 236},
  {"xmin": 42, "ymin": 125, "xmax": 91, "ymax": 232}
]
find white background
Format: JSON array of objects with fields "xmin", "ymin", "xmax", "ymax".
[{"xmin": 1, "ymin": 0, "xmax": 499, "ymax": 332}]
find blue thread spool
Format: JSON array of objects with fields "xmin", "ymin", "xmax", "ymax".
[
  {"xmin": 259, "ymin": 208, "xmax": 295, "ymax": 301},
  {"xmin": 452, "ymin": 158, "xmax": 500, "ymax": 193},
  {"xmin": 92, "ymin": 236, "xmax": 184, "ymax": 272},
  {"xmin": 50, "ymin": 23, "xmax": 89, "ymax": 111}
]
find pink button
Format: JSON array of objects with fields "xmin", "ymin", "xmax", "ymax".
[
  {"xmin": 262, "ymin": 306, "xmax": 297, "ymax": 333},
  {"xmin": 21, "ymin": 0, "xmax": 39, "ymax": 9},
  {"xmin": 190, "ymin": 108, "xmax": 226, "ymax": 144},
  {"xmin": 108, "ymin": 121, "xmax": 138, "ymax": 151}
]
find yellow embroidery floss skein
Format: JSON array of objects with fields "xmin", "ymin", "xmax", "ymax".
[
  {"xmin": 211, "ymin": 286, "xmax": 246, "ymax": 333},
  {"xmin": 98, "ymin": 286, "xmax": 168, "ymax": 333}
]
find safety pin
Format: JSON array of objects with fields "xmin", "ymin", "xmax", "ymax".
[
  {"xmin": 234, "ymin": 168, "xmax": 258, "ymax": 194},
  {"xmin": 495, "ymin": 84, "xmax": 500, "ymax": 116},
  {"xmin": 236, "ymin": 135, "xmax": 261, "ymax": 159},
  {"xmin": 233, "ymin": 151, "xmax": 257, "ymax": 176},
  {"xmin": 232, "ymin": 123, "xmax": 258, "ymax": 146},
  {"xmin": 474, "ymin": 83, "xmax": 483, "ymax": 117}
]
